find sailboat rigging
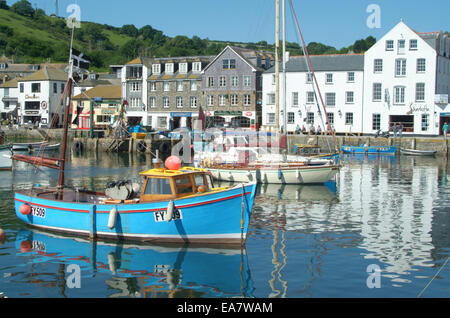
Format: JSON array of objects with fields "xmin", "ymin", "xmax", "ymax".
[{"xmin": 287, "ymin": 0, "xmax": 339, "ymax": 154}]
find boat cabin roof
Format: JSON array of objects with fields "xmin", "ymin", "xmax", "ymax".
[{"xmin": 139, "ymin": 166, "xmax": 207, "ymax": 178}]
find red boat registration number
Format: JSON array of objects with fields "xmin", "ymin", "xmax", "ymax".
[{"xmin": 31, "ymin": 206, "xmax": 46, "ymax": 218}]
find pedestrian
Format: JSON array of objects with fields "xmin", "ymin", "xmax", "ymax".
[
  {"xmin": 444, "ymin": 122, "xmax": 449, "ymax": 138},
  {"xmin": 301, "ymin": 124, "xmax": 306, "ymax": 134},
  {"xmin": 295, "ymin": 124, "xmax": 300, "ymax": 134},
  {"xmin": 398, "ymin": 122, "xmax": 403, "ymax": 137},
  {"xmin": 393, "ymin": 123, "xmax": 398, "ymax": 137}
]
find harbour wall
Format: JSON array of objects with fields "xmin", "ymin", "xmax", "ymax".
[{"xmin": 2, "ymin": 127, "xmax": 449, "ymax": 156}]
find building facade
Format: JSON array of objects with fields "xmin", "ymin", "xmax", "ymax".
[
  {"xmin": 262, "ymin": 54, "xmax": 365, "ymax": 134},
  {"xmin": 72, "ymin": 85, "xmax": 122, "ymax": 130},
  {"xmin": 0, "ymin": 78, "xmax": 18, "ymax": 121},
  {"xmin": 147, "ymin": 56, "xmax": 214, "ymax": 130},
  {"xmin": 363, "ymin": 21, "xmax": 450, "ymax": 135},
  {"xmin": 202, "ymin": 46, "xmax": 274, "ymax": 130},
  {"xmin": 17, "ymin": 66, "xmax": 68, "ymax": 128},
  {"xmin": 121, "ymin": 57, "xmax": 151, "ymax": 126}
]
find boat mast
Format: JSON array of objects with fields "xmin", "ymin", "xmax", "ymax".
[
  {"xmin": 57, "ymin": 24, "xmax": 75, "ymax": 193},
  {"xmin": 288, "ymin": 0, "xmax": 339, "ymax": 153},
  {"xmin": 282, "ymin": 0, "xmax": 287, "ymax": 136},
  {"xmin": 275, "ymin": 0, "xmax": 280, "ymax": 132}
]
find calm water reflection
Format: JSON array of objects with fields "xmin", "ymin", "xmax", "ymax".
[{"xmin": 0, "ymin": 151, "xmax": 449, "ymax": 298}]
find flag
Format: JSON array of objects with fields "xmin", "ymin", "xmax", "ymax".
[{"xmin": 71, "ymin": 48, "xmax": 90, "ymax": 70}]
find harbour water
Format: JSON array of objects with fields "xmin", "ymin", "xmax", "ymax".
[{"xmin": 0, "ymin": 151, "xmax": 448, "ymax": 298}]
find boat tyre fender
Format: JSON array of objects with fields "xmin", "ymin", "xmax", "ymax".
[
  {"xmin": 137, "ymin": 140, "xmax": 147, "ymax": 153},
  {"xmin": 159, "ymin": 141, "xmax": 170, "ymax": 155},
  {"xmin": 74, "ymin": 140, "xmax": 84, "ymax": 153}
]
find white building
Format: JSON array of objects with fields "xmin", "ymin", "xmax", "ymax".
[
  {"xmin": 262, "ymin": 21, "xmax": 450, "ymax": 136},
  {"xmin": 0, "ymin": 78, "xmax": 19, "ymax": 121},
  {"xmin": 17, "ymin": 66, "xmax": 68, "ymax": 128},
  {"xmin": 363, "ymin": 21, "xmax": 450, "ymax": 135},
  {"xmin": 262, "ymin": 54, "xmax": 365, "ymax": 134},
  {"xmin": 121, "ymin": 57, "xmax": 151, "ymax": 126}
]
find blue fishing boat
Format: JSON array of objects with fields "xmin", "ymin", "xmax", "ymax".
[
  {"xmin": 12, "ymin": 50, "xmax": 257, "ymax": 246},
  {"xmin": 15, "ymin": 229, "xmax": 254, "ymax": 297},
  {"xmin": 14, "ymin": 165, "xmax": 257, "ymax": 245},
  {"xmin": 341, "ymin": 145, "xmax": 397, "ymax": 154}
]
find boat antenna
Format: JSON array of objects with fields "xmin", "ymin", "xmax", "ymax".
[{"xmin": 288, "ymin": 0, "xmax": 339, "ymax": 154}]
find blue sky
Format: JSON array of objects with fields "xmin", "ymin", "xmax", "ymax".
[{"xmin": 7, "ymin": 0, "xmax": 450, "ymax": 49}]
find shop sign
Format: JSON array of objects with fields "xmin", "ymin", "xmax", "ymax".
[{"xmin": 215, "ymin": 111, "xmax": 242, "ymax": 116}]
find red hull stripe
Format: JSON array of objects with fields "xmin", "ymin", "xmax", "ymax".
[{"xmin": 14, "ymin": 191, "xmax": 252, "ymax": 214}]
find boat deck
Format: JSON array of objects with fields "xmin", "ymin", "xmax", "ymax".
[{"xmin": 17, "ymin": 188, "xmax": 109, "ymax": 204}]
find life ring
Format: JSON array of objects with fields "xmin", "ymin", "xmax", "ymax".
[
  {"xmin": 137, "ymin": 140, "xmax": 147, "ymax": 153},
  {"xmin": 74, "ymin": 140, "xmax": 84, "ymax": 153},
  {"xmin": 159, "ymin": 141, "xmax": 170, "ymax": 154}
]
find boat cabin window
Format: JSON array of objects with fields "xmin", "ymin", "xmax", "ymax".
[
  {"xmin": 144, "ymin": 178, "xmax": 172, "ymax": 195},
  {"xmin": 175, "ymin": 176, "xmax": 194, "ymax": 195}
]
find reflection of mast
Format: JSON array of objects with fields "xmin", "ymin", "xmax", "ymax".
[{"xmin": 269, "ymin": 202, "xmax": 288, "ymax": 298}]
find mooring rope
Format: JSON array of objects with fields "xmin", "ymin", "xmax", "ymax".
[{"xmin": 417, "ymin": 256, "xmax": 449, "ymax": 298}]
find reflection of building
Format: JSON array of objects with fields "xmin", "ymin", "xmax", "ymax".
[
  {"xmin": 72, "ymin": 85, "xmax": 121, "ymax": 130},
  {"xmin": 17, "ymin": 66, "xmax": 68, "ymax": 128},
  {"xmin": 202, "ymin": 46, "xmax": 274, "ymax": 130}
]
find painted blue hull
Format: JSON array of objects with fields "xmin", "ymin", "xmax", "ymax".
[
  {"xmin": 15, "ymin": 229, "xmax": 254, "ymax": 297},
  {"xmin": 341, "ymin": 145, "xmax": 397, "ymax": 154},
  {"xmin": 15, "ymin": 183, "xmax": 257, "ymax": 245}
]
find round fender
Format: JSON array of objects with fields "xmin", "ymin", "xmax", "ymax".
[{"xmin": 137, "ymin": 140, "xmax": 147, "ymax": 153}]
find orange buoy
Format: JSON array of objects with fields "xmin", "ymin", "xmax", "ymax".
[
  {"xmin": 20, "ymin": 241, "xmax": 31, "ymax": 253},
  {"xmin": 165, "ymin": 156, "xmax": 182, "ymax": 170},
  {"xmin": 365, "ymin": 148, "xmax": 368, "ymax": 152},
  {"xmin": 376, "ymin": 148, "xmax": 380, "ymax": 152},
  {"xmin": 19, "ymin": 204, "xmax": 31, "ymax": 215}
]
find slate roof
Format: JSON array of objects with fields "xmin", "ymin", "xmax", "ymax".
[
  {"xmin": 72, "ymin": 85, "xmax": 122, "ymax": 100},
  {"xmin": 265, "ymin": 54, "xmax": 365, "ymax": 73},
  {"xmin": 18, "ymin": 66, "xmax": 68, "ymax": 82}
]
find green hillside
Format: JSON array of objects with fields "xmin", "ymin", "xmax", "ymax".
[{"xmin": 0, "ymin": 0, "xmax": 381, "ymax": 72}]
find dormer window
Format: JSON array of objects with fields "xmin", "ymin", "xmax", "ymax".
[
  {"xmin": 30, "ymin": 65, "xmax": 40, "ymax": 71},
  {"xmin": 152, "ymin": 64, "xmax": 161, "ymax": 75},
  {"xmin": 192, "ymin": 62, "xmax": 201, "ymax": 73},
  {"xmin": 165, "ymin": 63, "xmax": 174, "ymax": 74},
  {"xmin": 179, "ymin": 63, "xmax": 188, "ymax": 73},
  {"xmin": 0, "ymin": 63, "xmax": 6, "ymax": 69}
]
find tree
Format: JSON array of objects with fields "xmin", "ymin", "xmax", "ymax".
[
  {"xmin": 0, "ymin": 0, "xmax": 8, "ymax": 10},
  {"xmin": 11, "ymin": 0, "xmax": 34, "ymax": 17},
  {"xmin": 121, "ymin": 24, "xmax": 138, "ymax": 37}
]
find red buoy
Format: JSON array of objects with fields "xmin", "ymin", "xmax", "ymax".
[
  {"xmin": 19, "ymin": 204, "xmax": 31, "ymax": 215},
  {"xmin": 20, "ymin": 241, "xmax": 31, "ymax": 253},
  {"xmin": 165, "ymin": 156, "xmax": 182, "ymax": 170}
]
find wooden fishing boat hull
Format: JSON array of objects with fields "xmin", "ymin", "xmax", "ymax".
[
  {"xmin": 341, "ymin": 145, "xmax": 397, "ymax": 154},
  {"xmin": 400, "ymin": 148, "xmax": 437, "ymax": 156},
  {"xmin": 0, "ymin": 145, "xmax": 12, "ymax": 171},
  {"xmin": 14, "ymin": 182, "xmax": 257, "ymax": 245},
  {"xmin": 207, "ymin": 164, "xmax": 339, "ymax": 184}
]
